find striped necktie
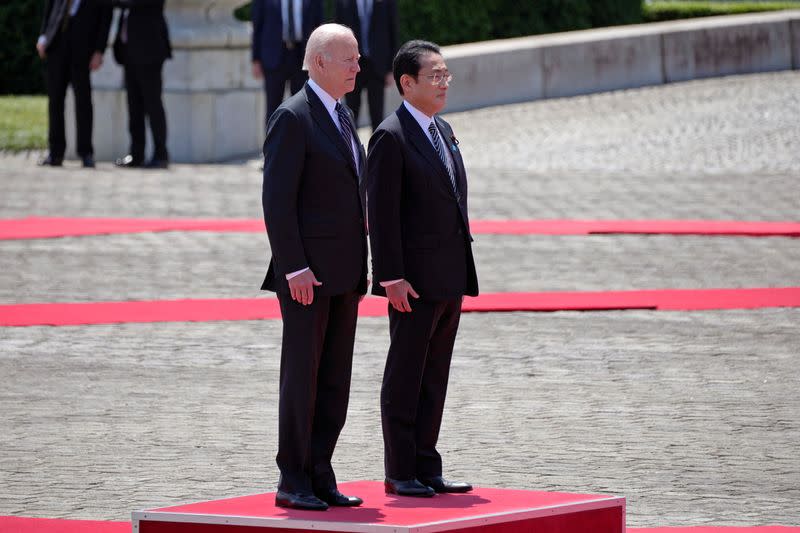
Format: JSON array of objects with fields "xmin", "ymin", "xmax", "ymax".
[
  {"xmin": 428, "ymin": 122, "xmax": 459, "ymax": 197},
  {"xmin": 335, "ymin": 102, "xmax": 358, "ymax": 171}
]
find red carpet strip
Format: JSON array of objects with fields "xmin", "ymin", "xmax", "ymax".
[
  {"xmin": 470, "ymin": 219, "xmax": 800, "ymax": 236},
  {"xmin": 2, "ymin": 217, "xmax": 799, "ymax": 240},
  {"xmin": 0, "ymin": 217, "xmax": 262, "ymax": 240},
  {"xmin": 1, "ymin": 517, "xmax": 797, "ymax": 533},
  {"xmin": 0, "ymin": 517, "xmax": 130, "ymax": 533},
  {"xmin": 633, "ymin": 529, "xmax": 799, "ymax": 532},
  {"xmin": 2, "ymin": 288, "xmax": 799, "ymax": 327}
]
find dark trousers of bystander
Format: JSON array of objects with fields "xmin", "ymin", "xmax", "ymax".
[
  {"xmin": 123, "ymin": 61, "xmax": 168, "ymax": 162},
  {"xmin": 45, "ymin": 27, "xmax": 94, "ymax": 159}
]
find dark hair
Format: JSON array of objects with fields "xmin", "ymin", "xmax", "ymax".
[{"xmin": 392, "ymin": 40, "xmax": 441, "ymax": 95}]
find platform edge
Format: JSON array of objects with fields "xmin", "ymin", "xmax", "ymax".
[
  {"xmin": 409, "ymin": 496, "xmax": 626, "ymax": 533},
  {"xmin": 132, "ymin": 510, "xmax": 412, "ymax": 533}
]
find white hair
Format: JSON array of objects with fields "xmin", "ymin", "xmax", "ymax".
[{"xmin": 303, "ymin": 23, "xmax": 356, "ymax": 73}]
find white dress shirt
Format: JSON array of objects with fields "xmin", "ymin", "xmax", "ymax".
[
  {"xmin": 281, "ymin": 0, "xmax": 304, "ymax": 43},
  {"xmin": 402, "ymin": 100, "xmax": 455, "ymax": 172},
  {"xmin": 307, "ymin": 78, "xmax": 360, "ymax": 167}
]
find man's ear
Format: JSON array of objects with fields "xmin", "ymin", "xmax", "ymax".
[{"xmin": 400, "ymin": 73, "xmax": 413, "ymax": 93}]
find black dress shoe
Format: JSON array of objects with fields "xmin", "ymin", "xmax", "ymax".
[
  {"xmin": 38, "ymin": 154, "xmax": 63, "ymax": 167},
  {"xmin": 144, "ymin": 158, "xmax": 169, "ymax": 169},
  {"xmin": 314, "ymin": 488, "xmax": 363, "ymax": 507},
  {"xmin": 419, "ymin": 476, "xmax": 473, "ymax": 493},
  {"xmin": 275, "ymin": 490, "xmax": 328, "ymax": 511},
  {"xmin": 384, "ymin": 478, "xmax": 435, "ymax": 497},
  {"xmin": 115, "ymin": 155, "xmax": 143, "ymax": 168},
  {"xmin": 81, "ymin": 155, "xmax": 95, "ymax": 168}
]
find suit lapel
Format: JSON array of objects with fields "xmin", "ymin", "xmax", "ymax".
[
  {"xmin": 357, "ymin": 140, "xmax": 366, "ymax": 181},
  {"xmin": 397, "ymin": 104, "xmax": 453, "ymax": 196},
  {"xmin": 48, "ymin": 0, "xmax": 70, "ymax": 40},
  {"xmin": 305, "ymin": 84, "xmax": 359, "ymax": 178}
]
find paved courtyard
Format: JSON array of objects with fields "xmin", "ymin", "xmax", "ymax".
[{"xmin": 1, "ymin": 71, "xmax": 799, "ymax": 527}]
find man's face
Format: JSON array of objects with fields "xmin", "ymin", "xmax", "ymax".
[
  {"xmin": 403, "ymin": 52, "xmax": 450, "ymax": 117},
  {"xmin": 320, "ymin": 34, "xmax": 361, "ymax": 100}
]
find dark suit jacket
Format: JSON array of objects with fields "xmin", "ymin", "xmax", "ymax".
[
  {"xmin": 102, "ymin": 0, "xmax": 171, "ymax": 65},
  {"xmin": 335, "ymin": 0, "xmax": 397, "ymax": 76},
  {"xmin": 251, "ymin": 0, "xmax": 323, "ymax": 71},
  {"xmin": 367, "ymin": 104, "xmax": 479, "ymax": 301},
  {"xmin": 40, "ymin": 0, "xmax": 112, "ymax": 58},
  {"xmin": 262, "ymin": 83, "xmax": 368, "ymax": 296}
]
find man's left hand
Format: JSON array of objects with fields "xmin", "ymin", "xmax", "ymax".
[
  {"xmin": 385, "ymin": 279, "xmax": 419, "ymax": 313},
  {"xmin": 252, "ymin": 60, "xmax": 264, "ymax": 80}
]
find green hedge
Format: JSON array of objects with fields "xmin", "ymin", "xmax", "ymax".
[
  {"xmin": 643, "ymin": 2, "xmax": 800, "ymax": 22},
  {"xmin": 236, "ymin": 0, "xmax": 643, "ymax": 45},
  {"xmin": 0, "ymin": 0, "xmax": 45, "ymax": 95},
  {"xmin": 398, "ymin": 0, "xmax": 590, "ymax": 45},
  {"xmin": 10, "ymin": 0, "xmax": 800, "ymax": 94}
]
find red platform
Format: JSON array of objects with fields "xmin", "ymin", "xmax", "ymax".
[{"xmin": 132, "ymin": 481, "xmax": 625, "ymax": 533}]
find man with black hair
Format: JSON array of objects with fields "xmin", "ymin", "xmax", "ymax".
[{"xmin": 367, "ymin": 39, "xmax": 478, "ymax": 498}]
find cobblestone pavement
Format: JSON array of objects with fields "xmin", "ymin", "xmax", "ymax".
[{"xmin": 1, "ymin": 71, "xmax": 799, "ymax": 527}]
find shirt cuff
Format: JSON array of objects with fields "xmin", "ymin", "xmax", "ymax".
[
  {"xmin": 37, "ymin": 35, "xmax": 47, "ymax": 47},
  {"xmin": 285, "ymin": 267, "xmax": 309, "ymax": 280},
  {"xmin": 379, "ymin": 279, "xmax": 403, "ymax": 287}
]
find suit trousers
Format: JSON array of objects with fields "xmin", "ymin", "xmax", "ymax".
[
  {"xmin": 381, "ymin": 297, "xmax": 462, "ymax": 480},
  {"xmin": 123, "ymin": 60, "xmax": 168, "ymax": 161},
  {"xmin": 45, "ymin": 29, "xmax": 94, "ymax": 158},
  {"xmin": 264, "ymin": 45, "xmax": 307, "ymax": 123},
  {"xmin": 276, "ymin": 290, "xmax": 360, "ymax": 493},
  {"xmin": 345, "ymin": 56, "xmax": 386, "ymax": 132}
]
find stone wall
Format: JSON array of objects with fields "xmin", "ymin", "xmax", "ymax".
[
  {"xmin": 69, "ymin": 9, "xmax": 800, "ymax": 162},
  {"xmin": 434, "ymin": 10, "xmax": 800, "ymax": 114}
]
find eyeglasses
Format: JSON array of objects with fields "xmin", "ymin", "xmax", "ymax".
[{"xmin": 421, "ymin": 72, "xmax": 453, "ymax": 85}]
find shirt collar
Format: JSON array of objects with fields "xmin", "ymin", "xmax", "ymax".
[
  {"xmin": 307, "ymin": 78, "xmax": 340, "ymax": 117},
  {"xmin": 403, "ymin": 100, "xmax": 436, "ymax": 133}
]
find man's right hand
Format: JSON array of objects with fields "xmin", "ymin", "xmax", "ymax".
[
  {"xmin": 89, "ymin": 51, "xmax": 103, "ymax": 71},
  {"xmin": 288, "ymin": 269, "xmax": 322, "ymax": 306},
  {"xmin": 251, "ymin": 60, "xmax": 263, "ymax": 80},
  {"xmin": 385, "ymin": 280, "xmax": 419, "ymax": 313},
  {"xmin": 36, "ymin": 41, "xmax": 46, "ymax": 59}
]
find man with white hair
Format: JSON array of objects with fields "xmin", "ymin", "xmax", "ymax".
[{"xmin": 261, "ymin": 23, "xmax": 367, "ymax": 511}]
